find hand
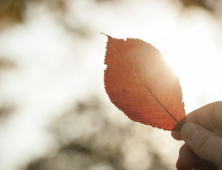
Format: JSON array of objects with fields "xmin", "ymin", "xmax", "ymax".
[{"xmin": 172, "ymin": 101, "xmax": 222, "ymax": 170}]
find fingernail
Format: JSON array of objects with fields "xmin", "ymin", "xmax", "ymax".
[{"xmin": 181, "ymin": 123, "xmax": 199, "ymax": 141}]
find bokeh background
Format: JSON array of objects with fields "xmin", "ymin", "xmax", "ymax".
[{"xmin": 0, "ymin": 0, "xmax": 222, "ymax": 170}]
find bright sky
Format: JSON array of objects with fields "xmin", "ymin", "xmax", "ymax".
[{"xmin": 0, "ymin": 0, "xmax": 222, "ymax": 170}]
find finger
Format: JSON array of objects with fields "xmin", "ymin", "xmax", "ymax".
[
  {"xmin": 171, "ymin": 131, "xmax": 182, "ymax": 140},
  {"xmin": 176, "ymin": 144, "xmax": 200, "ymax": 170},
  {"xmin": 177, "ymin": 145, "xmax": 217, "ymax": 170},
  {"xmin": 181, "ymin": 122, "xmax": 222, "ymax": 167},
  {"xmin": 185, "ymin": 101, "xmax": 222, "ymax": 132}
]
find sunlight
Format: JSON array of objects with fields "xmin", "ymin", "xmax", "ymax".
[
  {"xmin": 158, "ymin": 18, "xmax": 218, "ymax": 79},
  {"xmin": 151, "ymin": 11, "xmax": 222, "ymax": 112},
  {"xmin": 109, "ymin": 3, "xmax": 222, "ymax": 113},
  {"xmin": 101, "ymin": 1, "xmax": 222, "ymax": 113}
]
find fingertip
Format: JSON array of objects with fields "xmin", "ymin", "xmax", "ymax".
[{"xmin": 171, "ymin": 131, "xmax": 183, "ymax": 140}]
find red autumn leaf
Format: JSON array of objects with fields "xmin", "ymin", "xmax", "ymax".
[{"xmin": 104, "ymin": 35, "xmax": 186, "ymax": 131}]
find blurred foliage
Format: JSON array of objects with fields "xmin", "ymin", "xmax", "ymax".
[
  {"xmin": 0, "ymin": 0, "xmax": 120, "ymax": 37},
  {"xmin": 0, "ymin": 0, "xmax": 219, "ymax": 37},
  {"xmin": 0, "ymin": 58, "xmax": 15, "ymax": 124},
  {"xmin": 0, "ymin": 0, "xmax": 219, "ymax": 31},
  {"xmin": 0, "ymin": 0, "xmax": 217, "ymax": 25},
  {"xmin": 180, "ymin": 0, "xmax": 213, "ymax": 10},
  {"xmin": 95, "ymin": 0, "xmax": 118, "ymax": 2},
  {"xmin": 26, "ymin": 97, "xmax": 171, "ymax": 170},
  {"xmin": 0, "ymin": 105, "xmax": 14, "ymax": 124},
  {"xmin": 0, "ymin": 0, "xmax": 26, "ymax": 23},
  {"xmin": 178, "ymin": 0, "xmax": 219, "ymax": 12},
  {"xmin": 0, "ymin": 58, "xmax": 15, "ymax": 70},
  {"xmin": 0, "ymin": 0, "xmax": 68, "ymax": 23}
]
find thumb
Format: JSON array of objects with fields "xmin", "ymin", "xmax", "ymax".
[{"xmin": 181, "ymin": 122, "xmax": 222, "ymax": 168}]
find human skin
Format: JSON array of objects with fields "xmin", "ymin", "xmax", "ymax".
[{"xmin": 171, "ymin": 101, "xmax": 222, "ymax": 170}]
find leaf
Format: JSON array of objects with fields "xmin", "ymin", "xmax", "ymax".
[{"xmin": 104, "ymin": 35, "xmax": 186, "ymax": 131}]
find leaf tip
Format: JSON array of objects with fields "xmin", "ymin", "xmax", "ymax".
[{"xmin": 101, "ymin": 33, "xmax": 112, "ymax": 39}]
